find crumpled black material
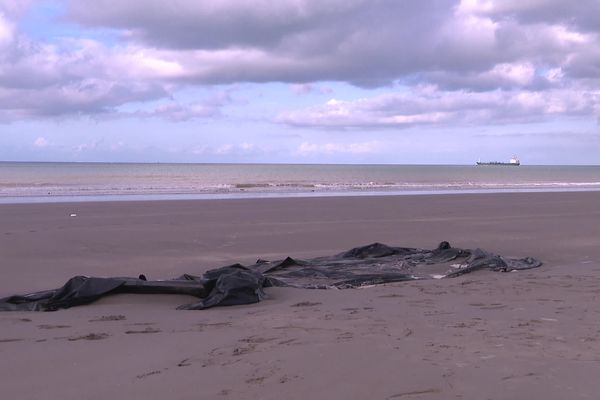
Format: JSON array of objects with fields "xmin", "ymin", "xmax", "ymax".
[{"xmin": 0, "ymin": 242, "xmax": 541, "ymax": 311}]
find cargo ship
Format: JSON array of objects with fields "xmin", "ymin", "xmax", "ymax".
[{"xmin": 476, "ymin": 156, "xmax": 520, "ymax": 166}]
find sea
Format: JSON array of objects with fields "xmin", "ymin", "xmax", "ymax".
[{"xmin": 1, "ymin": 162, "xmax": 599, "ymax": 203}]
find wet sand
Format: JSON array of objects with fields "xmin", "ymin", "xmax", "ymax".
[{"xmin": 1, "ymin": 192, "xmax": 600, "ymax": 399}]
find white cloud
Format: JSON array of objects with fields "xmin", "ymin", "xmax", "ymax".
[
  {"xmin": 0, "ymin": 11, "xmax": 14, "ymax": 46},
  {"xmin": 278, "ymin": 87, "xmax": 600, "ymax": 128},
  {"xmin": 190, "ymin": 143, "xmax": 266, "ymax": 157},
  {"xmin": 73, "ymin": 138, "xmax": 104, "ymax": 152},
  {"xmin": 297, "ymin": 141, "xmax": 380, "ymax": 155},
  {"xmin": 131, "ymin": 101, "xmax": 219, "ymax": 121},
  {"xmin": 214, "ymin": 144, "xmax": 234, "ymax": 155},
  {"xmin": 490, "ymin": 62, "xmax": 536, "ymax": 86},
  {"xmin": 33, "ymin": 136, "xmax": 48, "ymax": 147}
]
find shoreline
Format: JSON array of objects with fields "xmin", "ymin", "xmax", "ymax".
[{"xmin": 2, "ymin": 186, "xmax": 600, "ymax": 204}]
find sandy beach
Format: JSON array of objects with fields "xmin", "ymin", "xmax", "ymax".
[{"xmin": 1, "ymin": 191, "xmax": 600, "ymax": 399}]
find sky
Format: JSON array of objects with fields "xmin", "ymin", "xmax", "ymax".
[{"xmin": 0, "ymin": 0, "xmax": 599, "ymax": 165}]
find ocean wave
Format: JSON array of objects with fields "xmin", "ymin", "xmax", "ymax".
[{"xmin": 2, "ymin": 180, "xmax": 600, "ymax": 198}]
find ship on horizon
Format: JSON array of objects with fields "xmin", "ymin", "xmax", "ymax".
[{"xmin": 476, "ymin": 156, "xmax": 520, "ymax": 166}]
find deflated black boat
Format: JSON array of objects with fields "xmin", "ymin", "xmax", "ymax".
[{"xmin": 0, "ymin": 241, "xmax": 541, "ymax": 311}]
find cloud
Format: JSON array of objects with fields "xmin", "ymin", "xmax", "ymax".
[
  {"xmin": 61, "ymin": 0, "xmax": 600, "ymax": 88},
  {"xmin": 290, "ymin": 83, "xmax": 334, "ymax": 95},
  {"xmin": 290, "ymin": 84, "xmax": 314, "ymax": 95},
  {"xmin": 73, "ymin": 138, "xmax": 104, "ymax": 152},
  {"xmin": 189, "ymin": 142, "xmax": 268, "ymax": 158},
  {"xmin": 277, "ymin": 86, "xmax": 600, "ymax": 128},
  {"xmin": 136, "ymin": 102, "xmax": 220, "ymax": 121},
  {"xmin": 0, "ymin": 33, "xmax": 170, "ymax": 121},
  {"xmin": 65, "ymin": 0, "xmax": 375, "ymax": 50},
  {"xmin": 297, "ymin": 141, "xmax": 380, "ymax": 155},
  {"xmin": 127, "ymin": 91, "xmax": 233, "ymax": 121},
  {"xmin": 0, "ymin": 11, "xmax": 14, "ymax": 46},
  {"xmin": 1, "ymin": 0, "xmax": 600, "ymax": 123},
  {"xmin": 33, "ymin": 136, "xmax": 48, "ymax": 147},
  {"xmin": 461, "ymin": 0, "xmax": 600, "ymax": 32},
  {"xmin": 61, "ymin": 1, "xmax": 464, "ymax": 86}
]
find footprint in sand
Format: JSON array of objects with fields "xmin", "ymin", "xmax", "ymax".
[
  {"xmin": 0, "ymin": 338, "xmax": 24, "ymax": 343},
  {"xmin": 387, "ymin": 388, "xmax": 441, "ymax": 398},
  {"xmin": 501, "ymin": 372, "xmax": 538, "ymax": 381},
  {"xmin": 193, "ymin": 322, "xmax": 232, "ymax": 332},
  {"xmin": 136, "ymin": 370, "xmax": 163, "ymax": 379},
  {"xmin": 232, "ymin": 344, "xmax": 256, "ymax": 356},
  {"xmin": 240, "ymin": 336, "xmax": 278, "ymax": 344},
  {"xmin": 336, "ymin": 332, "xmax": 354, "ymax": 341},
  {"xmin": 231, "ymin": 336, "xmax": 279, "ymax": 356},
  {"xmin": 89, "ymin": 315, "xmax": 126, "ymax": 322},
  {"xmin": 38, "ymin": 324, "xmax": 70, "ymax": 329},
  {"xmin": 177, "ymin": 358, "xmax": 192, "ymax": 367},
  {"xmin": 125, "ymin": 327, "xmax": 161, "ymax": 334},
  {"xmin": 68, "ymin": 333, "xmax": 110, "ymax": 341},
  {"xmin": 278, "ymin": 338, "xmax": 297, "ymax": 345},
  {"xmin": 291, "ymin": 301, "xmax": 322, "ymax": 307},
  {"xmin": 244, "ymin": 364, "xmax": 281, "ymax": 385}
]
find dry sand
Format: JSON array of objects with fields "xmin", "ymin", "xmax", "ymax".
[{"xmin": 1, "ymin": 192, "xmax": 599, "ymax": 399}]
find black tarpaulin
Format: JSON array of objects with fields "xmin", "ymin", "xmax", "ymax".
[{"xmin": 0, "ymin": 242, "xmax": 541, "ymax": 311}]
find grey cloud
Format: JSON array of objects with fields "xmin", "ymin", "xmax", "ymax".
[
  {"xmin": 65, "ymin": 0, "xmax": 497, "ymax": 86},
  {"xmin": 0, "ymin": 79, "xmax": 167, "ymax": 121},
  {"xmin": 424, "ymin": 63, "xmax": 561, "ymax": 92},
  {"xmin": 66, "ymin": 0, "xmax": 436, "ymax": 51},
  {"xmin": 563, "ymin": 47, "xmax": 600, "ymax": 79},
  {"xmin": 129, "ymin": 91, "xmax": 233, "ymax": 121},
  {"xmin": 63, "ymin": 0, "xmax": 600, "ymax": 89},
  {"xmin": 469, "ymin": 0, "xmax": 600, "ymax": 33},
  {"xmin": 0, "ymin": 22, "xmax": 169, "ymax": 120},
  {"xmin": 3, "ymin": 1, "xmax": 600, "ymax": 121},
  {"xmin": 276, "ymin": 88, "xmax": 600, "ymax": 129}
]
